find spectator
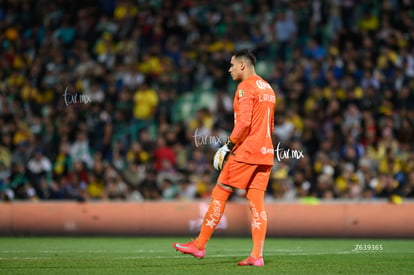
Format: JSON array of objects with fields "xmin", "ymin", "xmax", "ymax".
[
  {"xmin": 139, "ymin": 170, "xmax": 161, "ymax": 200},
  {"xmin": 26, "ymin": 148, "xmax": 52, "ymax": 196},
  {"xmin": 274, "ymin": 10, "xmax": 297, "ymax": 61},
  {"xmin": 153, "ymin": 136, "xmax": 176, "ymax": 173},
  {"xmin": 86, "ymin": 172, "xmax": 106, "ymax": 200},
  {"xmin": 126, "ymin": 141, "xmax": 150, "ymax": 165},
  {"xmin": 106, "ymin": 173, "xmax": 128, "ymax": 200},
  {"xmin": 122, "ymin": 162, "xmax": 144, "ymax": 189},
  {"xmin": 177, "ymin": 178, "xmax": 197, "ymax": 201},
  {"xmin": 53, "ymin": 142, "xmax": 72, "ymax": 178},
  {"xmin": 133, "ymin": 81, "xmax": 159, "ymax": 123},
  {"xmin": 304, "ymin": 37, "xmax": 326, "ymax": 60},
  {"xmin": 70, "ymin": 131, "xmax": 93, "ymax": 169},
  {"xmin": 160, "ymin": 178, "xmax": 179, "ymax": 200}
]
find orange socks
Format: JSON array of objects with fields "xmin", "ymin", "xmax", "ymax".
[
  {"xmin": 194, "ymin": 185, "xmax": 267, "ymax": 258},
  {"xmin": 195, "ymin": 184, "xmax": 232, "ymax": 249},
  {"xmin": 246, "ymin": 188, "xmax": 267, "ymax": 258}
]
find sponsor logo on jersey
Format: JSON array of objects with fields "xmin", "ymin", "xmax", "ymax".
[{"xmin": 256, "ymin": 79, "xmax": 272, "ymax": 90}]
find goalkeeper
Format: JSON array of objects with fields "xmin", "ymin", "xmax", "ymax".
[{"xmin": 173, "ymin": 49, "xmax": 276, "ymax": 266}]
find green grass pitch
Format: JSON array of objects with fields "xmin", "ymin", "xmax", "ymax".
[{"xmin": 0, "ymin": 237, "xmax": 413, "ymax": 274}]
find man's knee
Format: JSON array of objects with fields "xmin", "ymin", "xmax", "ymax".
[
  {"xmin": 246, "ymin": 188, "xmax": 265, "ymax": 202},
  {"xmin": 217, "ymin": 182, "xmax": 235, "ymax": 192},
  {"xmin": 211, "ymin": 182, "xmax": 233, "ymax": 201}
]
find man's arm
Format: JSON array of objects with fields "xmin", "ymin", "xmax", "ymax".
[
  {"xmin": 229, "ymin": 88, "xmax": 254, "ymax": 145},
  {"xmin": 213, "ymin": 87, "xmax": 253, "ymax": 171}
]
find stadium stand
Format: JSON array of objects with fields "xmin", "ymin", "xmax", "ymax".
[{"xmin": 0, "ymin": 0, "xmax": 413, "ymax": 202}]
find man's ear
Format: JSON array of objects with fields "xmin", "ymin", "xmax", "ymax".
[{"xmin": 240, "ymin": 61, "xmax": 245, "ymax": 70}]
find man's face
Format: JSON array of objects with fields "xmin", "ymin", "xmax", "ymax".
[{"xmin": 228, "ymin": 56, "xmax": 243, "ymax": 81}]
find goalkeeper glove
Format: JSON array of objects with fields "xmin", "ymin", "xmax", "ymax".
[{"xmin": 213, "ymin": 138, "xmax": 235, "ymax": 171}]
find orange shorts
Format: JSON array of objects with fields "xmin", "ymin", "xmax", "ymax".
[{"xmin": 217, "ymin": 154, "xmax": 272, "ymax": 191}]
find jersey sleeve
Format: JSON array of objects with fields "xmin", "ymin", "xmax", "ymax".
[{"xmin": 229, "ymin": 84, "xmax": 254, "ymax": 144}]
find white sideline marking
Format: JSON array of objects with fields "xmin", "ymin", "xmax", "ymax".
[
  {"xmin": 118, "ymin": 251, "xmax": 355, "ymax": 259},
  {"xmin": 3, "ymin": 247, "xmax": 408, "ymax": 260},
  {"xmin": 0, "ymin": 257, "xmax": 46, "ymax": 260},
  {"xmin": 0, "ymin": 249, "xmax": 165, "ymax": 254},
  {"xmin": 0, "ymin": 248, "xmax": 354, "ymax": 254},
  {"xmin": 0, "ymin": 250, "xmax": 355, "ymax": 261}
]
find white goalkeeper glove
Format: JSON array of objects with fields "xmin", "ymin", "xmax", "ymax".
[{"xmin": 213, "ymin": 138, "xmax": 235, "ymax": 171}]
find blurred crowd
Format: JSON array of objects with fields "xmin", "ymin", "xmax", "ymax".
[{"xmin": 1, "ymin": 0, "xmax": 414, "ymax": 203}]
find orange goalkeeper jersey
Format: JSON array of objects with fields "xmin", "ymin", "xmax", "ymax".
[{"xmin": 229, "ymin": 75, "xmax": 276, "ymax": 165}]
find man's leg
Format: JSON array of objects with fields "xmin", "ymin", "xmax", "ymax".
[
  {"xmin": 246, "ymin": 188, "xmax": 267, "ymax": 258},
  {"xmin": 173, "ymin": 183, "xmax": 233, "ymax": 258},
  {"xmin": 238, "ymin": 187, "xmax": 267, "ymax": 266},
  {"xmin": 194, "ymin": 183, "xmax": 233, "ymax": 249}
]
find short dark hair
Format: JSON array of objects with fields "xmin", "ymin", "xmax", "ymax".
[{"xmin": 233, "ymin": 49, "xmax": 256, "ymax": 66}]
